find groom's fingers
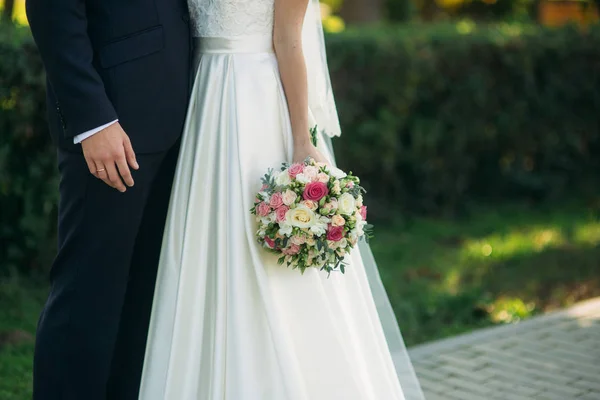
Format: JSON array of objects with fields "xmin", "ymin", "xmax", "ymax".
[
  {"xmin": 84, "ymin": 156, "xmax": 97, "ymax": 177},
  {"xmin": 116, "ymin": 151, "xmax": 135, "ymax": 188},
  {"xmin": 93, "ymin": 160, "xmax": 115, "ymax": 189},
  {"xmin": 105, "ymin": 162, "xmax": 127, "ymax": 193},
  {"xmin": 123, "ymin": 136, "xmax": 139, "ymax": 170}
]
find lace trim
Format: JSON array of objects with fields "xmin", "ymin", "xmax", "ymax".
[{"xmin": 189, "ymin": 0, "xmax": 275, "ymax": 37}]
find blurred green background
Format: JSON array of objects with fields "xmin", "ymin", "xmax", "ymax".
[{"xmin": 1, "ymin": 0, "xmax": 599, "ymax": 398}]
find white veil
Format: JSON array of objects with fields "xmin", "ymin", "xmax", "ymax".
[{"xmin": 302, "ymin": 3, "xmax": 425, "ymax": 399}]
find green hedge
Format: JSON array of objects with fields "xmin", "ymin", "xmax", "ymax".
[
  {"xmin": 1, "ymin": 22, "xmax": 600, "ymax": 274},
  {"xmin": 0, "ymin": 25, "xmax": 58, "ymax": 275},
  {"xmin": 329, "ymin": 23, "xmax": 600, "ymax": 214}
]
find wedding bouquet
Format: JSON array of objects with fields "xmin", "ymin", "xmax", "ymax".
[{"xmin": 251, "ymin": 158, "xmax": 372, "ymax": 274}]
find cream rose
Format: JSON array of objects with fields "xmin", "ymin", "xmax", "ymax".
[
  {"xmin": 282, "ymin": 189, "xmax": 297, "ymax": 206},
  {"xmin": 331, "ymin": 215, "xmax": 346, "ymax": 227},
  {"xmin": 286, "ymin": 205, "xmax": 316, "ymax": 229},
  {"xmin": 331, "ymin": 181, "xmax": 341, "ymax": 195},
  {"xmin": 338, "ymin": 193, "xmax": 357, "ymax": 215},
  {"xmin": 317, "ymin": 173, "xmax": 329, "ymax": 183},
  {"xmin": 301, "ymin": 200, "xmax": 318, "ymax": 211}
]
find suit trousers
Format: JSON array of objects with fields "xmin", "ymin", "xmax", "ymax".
[{"xmin": 33, "ymin": 139, "xmax": 180, "ymax": 400}]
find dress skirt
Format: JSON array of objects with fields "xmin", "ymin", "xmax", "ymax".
[{"xmin": 138, "ymin": 35, "xmax": 410, "ymax": 400}]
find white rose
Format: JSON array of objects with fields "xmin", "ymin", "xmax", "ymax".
[
  {"xmin": 286, "ymin": 205, "xmax": 316, "ymax": 229},
  {"xmin": 303, "ymin": 166, "xmax": 319, "ymax": 181},
  {"xmin": 258, "ymin": 191, "xmax": 270, "ymax": 202},
  {"xmin": 260, "ymin": 213, "xmax": 276, "ymax": 225},
  {"xmin": 294, "ymin": 173, "xmax": 311, "ymax": 184},
  {"xmin": 338, "ymin": 238, "xmax": 348, "ymax": 249},
  {"xmin": 278, "ymin": 223, "xmax": 293, "ymax": 236},
  {"xmin": 354, "ymin": 210, "xmax": 363, "ymax": 222},
  {"xmin": 275, "ymin": 170, "xmax": 291, "ymax": 186},
  {"xmin": 329, "ymin": 198, "xmax": 338, "ymax": 210},
  {"xmin": 329, "ymin": 167, "xmax": 347, "ymax": 179},
  {"xmin": 356, "ymin": 195, "xmax": 363, "ymax": 207},
  {"xmin": 282, "ymin": 190, "xmax": 297, "ymax": 206},
  {"xmin": 338, "ymin": 193, "xmax": 357, "ymax": 216},
  {"xmin": 309, "ymin": 217, "xmax": 328, "ymax": 236}
]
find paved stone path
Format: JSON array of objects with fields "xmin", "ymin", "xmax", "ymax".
[{"xmin": 408, "ymin": 297, "xmax": 600, "ymax": 400}]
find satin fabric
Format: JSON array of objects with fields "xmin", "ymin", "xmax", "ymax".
[{"xmin": 139, "ymin": 36, "xmax": 414, "ymax": 400}]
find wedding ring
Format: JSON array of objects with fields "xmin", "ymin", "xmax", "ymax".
[{"xmin": 96, "ymin": 168, "xmax": 106, "ymax": 173}]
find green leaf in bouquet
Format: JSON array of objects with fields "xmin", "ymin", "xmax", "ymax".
[
  {"xmin": 319, "ymin": 197, "xmax": 326, "ymax": 207},
  {"xmin": 278, "ymin": 256, "xmax": 285, "ymax": 265},
  {"xmin": 310, "ymin": 125, "xmax": 318, "ymax": 147}
]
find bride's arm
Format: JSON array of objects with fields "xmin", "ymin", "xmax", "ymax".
[{"xmin": 274, "ymin": 0, "xmax": 327, "ymax": 163}]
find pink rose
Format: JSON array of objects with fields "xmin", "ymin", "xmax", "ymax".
[
  {"xmin": 303, "ymin": 182, "xmax": 329, "ymax": 202},
  {"xmin": 291, "ymin": 235, "xmax": 306, "ymax": 245},
  {"xmin": 288, "ymin": 163, "xmax": 305, "ymax": 178},
  {"xmin": 283, "ymin": 244, "xmax": 300, "ymax": 255},
  {"xmin": 346, "ymin": 181, "xmax": 355, "ymax": 188},
  {"xmin": 256, "ymin": 202, "xmax": 271, "ymax": 217},
  {"xmin": 360, "ymin": 205, "xmax": 367, "ymax": 220},
  {"xmin": 275, "ymin": 205, "xmax": 289, "ymax": 223},
  {"xmin": 261, "ymin": 184, "xmax": 269, "ymax": 190},
  {"xmin": 264, "ymin": 236, "xmax": 276, "ymax": 249},
  {"xmin": 317, "ymin": 173, "xmax": 330, "ymax": 183},
  {"xmin": 327, "ymin": 225, "xmax": 344, "ymax": 242},
  {"xmin": 269, "ymin": 192, "xmax": 284, "ymax": 209}
]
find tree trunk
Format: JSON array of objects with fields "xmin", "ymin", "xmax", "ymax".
[
  {"xmin": 2, "ymin": 0, "xmax": 16, "ymax": 23},
  {"xmin": 339, "ymin": 0, "xmax": 384, "ymax": 24}
]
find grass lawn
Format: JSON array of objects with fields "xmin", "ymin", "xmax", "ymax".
[
  {"xmin": 374, "ymin": 200, "xmax": 600, "ymax": 346},
  {"xmin": 1, "ymin": 200, "xmax": 599, "ymax": 398}
]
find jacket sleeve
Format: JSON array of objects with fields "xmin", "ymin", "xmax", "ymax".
[{"xmin": 26, "ymin": 0, "xmax": 118, "ymax": 138}]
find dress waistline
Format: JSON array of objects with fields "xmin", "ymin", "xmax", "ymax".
[{"xmin": 195, "ymin": 36, "xmax": 274, "ymax": 54}]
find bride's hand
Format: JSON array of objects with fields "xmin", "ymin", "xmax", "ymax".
[{"xmin": 293, "ymin": 141, "xmax": 329, "ymax": 165}]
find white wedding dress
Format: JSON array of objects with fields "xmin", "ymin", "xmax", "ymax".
[{"xmin": 138, "ymin": 1, "xmax": 424, "ymax": 399}]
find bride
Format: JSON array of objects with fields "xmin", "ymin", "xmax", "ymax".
[{"xmin": 138, "ymin": 0, "xmax": 424, "ymax": 399}]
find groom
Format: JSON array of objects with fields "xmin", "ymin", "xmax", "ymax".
[{"xmin": 26, "ymin": 0, "xmax": 191, "ymax": 398}]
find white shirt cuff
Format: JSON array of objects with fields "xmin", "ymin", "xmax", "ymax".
[{"xmin": 73, "ymin": 120, "xmax": 119, "ymax": 144}]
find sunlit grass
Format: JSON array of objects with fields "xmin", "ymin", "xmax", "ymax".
[{"xmin": 372, "ymin": 200, "xmax": 600, "ymax": 345}]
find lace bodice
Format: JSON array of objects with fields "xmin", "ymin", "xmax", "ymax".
[{"xmin": 188, "ymin": 0, "xmax": 275, "ymax": 38}]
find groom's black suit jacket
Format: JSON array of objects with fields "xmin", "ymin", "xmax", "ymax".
[{"xmin": 26, "ymin": 0, "xmax": 192, "ymax": 153}]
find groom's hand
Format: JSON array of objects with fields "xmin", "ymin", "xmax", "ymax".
[{"xmin": 81, "ymin": 123, "xmax": 139, "ymax": 192}]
